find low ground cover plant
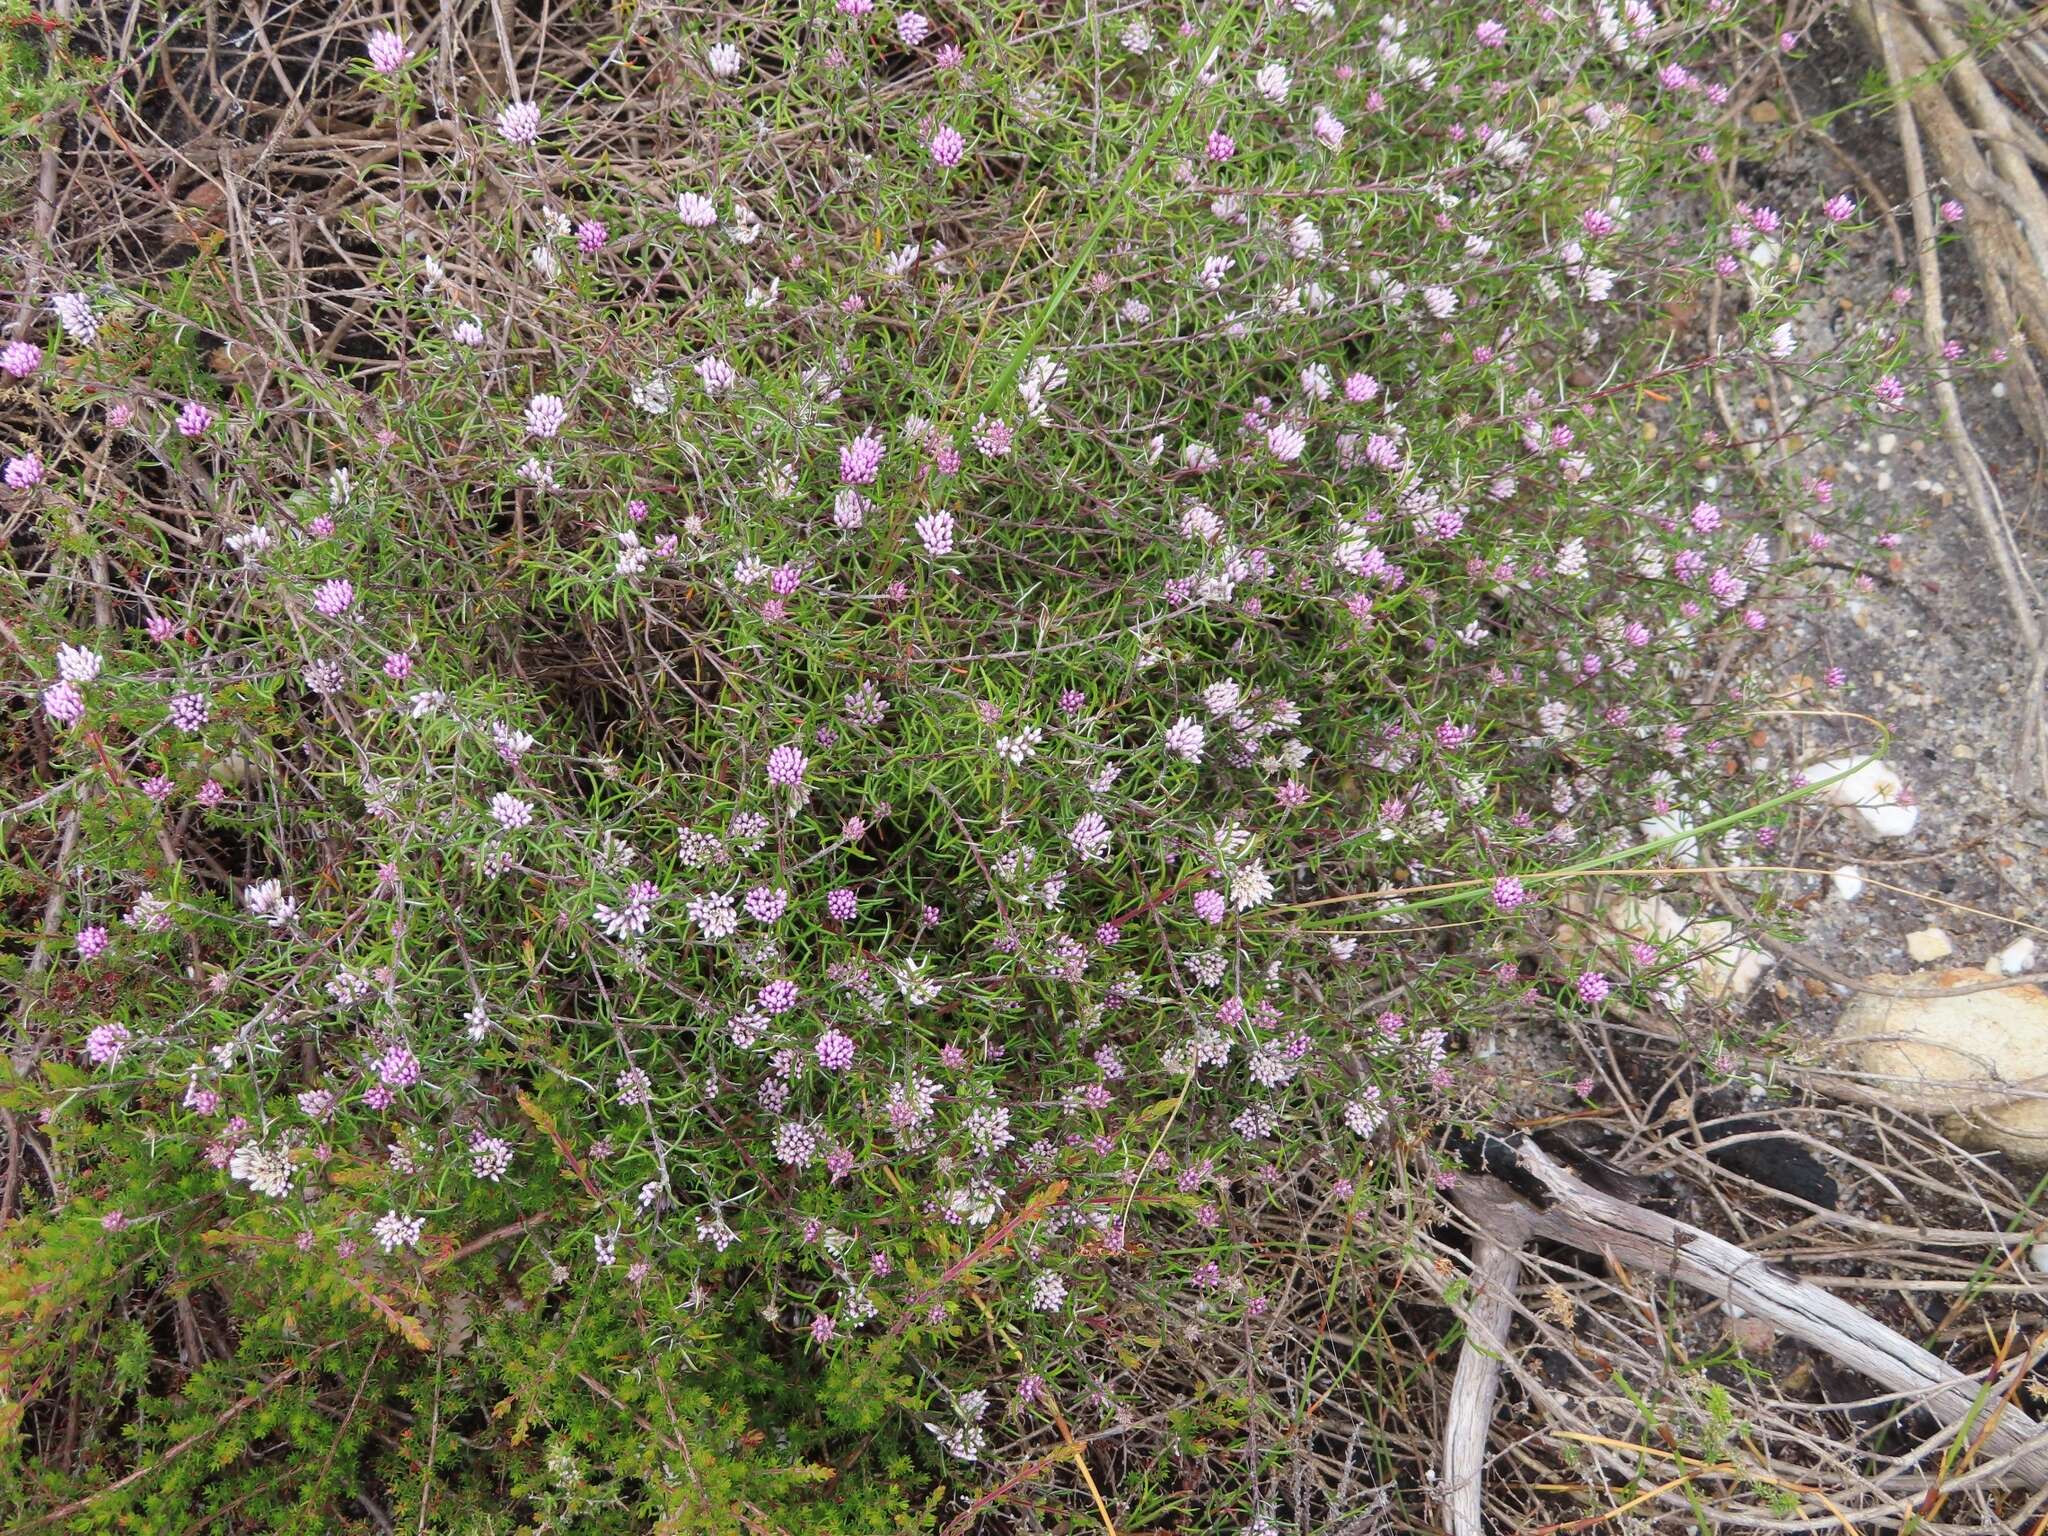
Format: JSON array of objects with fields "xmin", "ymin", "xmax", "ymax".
[{"xmin": 1, "ymin": 0, "xmax": 1940, "ymax": 1529}]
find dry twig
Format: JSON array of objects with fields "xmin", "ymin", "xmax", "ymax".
[{"xmin": 1451, "ymin": 1138, "xmax": 2048, "ymax": 1489}]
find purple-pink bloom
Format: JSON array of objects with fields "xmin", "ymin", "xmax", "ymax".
[
  {"xmin": 524, "ymin": 394, "xmax": 568, "ymax": 438},
  {"xmin": 366, "ymin": 28, "xmax": 410, "ymax": 73},
  {"xmin": 42, "ymin": 680, "xmax": 84, "ymax": 726},
  {"xmin": 496, "ymin": 101, "xmax": 541, "ymax": 144},
  {"xmin": 972, "ymin": 417, "xmax": 1013, "ymax": 458},
  {"xmin": 744, "ymin": 885, "xmax": 789, "ymax": 923},
  {"xmin": 839, "ymin": 431, "xmax": 885, "ymax": 485},
  {"xmin": 85, "ymin": 1022, "xmax": 131, "ymax": 1067},
  {"xmin": 816, "ymin": 1029, "xmax": 855, "ymax": 1071},
  {"xmin": 927, "ymin": 125, "xmax": 966, "ymax": 168},
  {"xmin": 1, "ymin": 340, "xmax": 43, "ymax": 378},
  {"xmin": 376, "ymin": 1044, "xmax": 422, "ymax": 1088},
  {"xmin": 176, "ymin": 401, "xmax": 214, "ymax": 438},
  {"xmin": 916, "ymin": 510, "xmax": 955, "ymax": 556},
  {"xmin": 168, "ymin": 692, "xmax": 211, "ymax": 733},
  {"xmin": 766, "ymin": 744, "xmax": 808, "ymax": 786}
]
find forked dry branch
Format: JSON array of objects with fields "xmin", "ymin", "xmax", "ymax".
[{"xmin": 1439, "ymin": 1133, "xmax": 2048, "ymax": 1531}]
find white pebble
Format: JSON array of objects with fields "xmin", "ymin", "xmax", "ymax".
[
  {"xmin": 1830, "ymin": 866, "xmax": 1865, "ymax": 902},
  {"xmin": 1993, "ymin": 937, "xmax": 2038, "ymax": 977},
  {"xmin": 1807, "ymin": 755, "xmax": 1920, "ymax": 838}
]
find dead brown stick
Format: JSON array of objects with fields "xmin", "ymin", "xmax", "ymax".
[{"xmin": 1451, "ymin": 1138, "xmax": 2048, "ymax": 1486}]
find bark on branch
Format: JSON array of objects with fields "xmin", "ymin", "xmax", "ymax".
[{"xmin": 1445, "ymin": 1137, "xmax": 2048, "ymax": 1502}]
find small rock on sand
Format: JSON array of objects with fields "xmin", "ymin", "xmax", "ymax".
[
  {"xmin": 1805, "ymin": 755, "xmax": 1920, "ymax": 839},
  {"xmin": 1829, "ymin": 972, "xmax": 2048, "ymax": 1164},
  {"xmin": 1991, "ymin": 936, "xmax": 2038, "ymax": 977},
  {"xmin": 1905, "ymin": 928, "xmax": 1953, "ymax": 963}
]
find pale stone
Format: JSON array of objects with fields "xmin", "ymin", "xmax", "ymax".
[
  {"xmin": 1728, "ymin": 1315, "xmax": 1777, "ymax": 1354},
  {"xmin": 1829, "ymin": 973, "xmax": 2048, "ymax": 1163},
  {"xmin": 1557, "ymin": 892, "xmax": 1774, "ymax": 1004},
  {"xmin": 1993, "ymin": 937, "xmax": 2039, "ymax": 977},
  {"xmin": 1806, "ymin": 754, "xmax": 1920, "ymax": 838},
  {"xmin": 1905, "ymin": 927, "xmax": 1954, "ymax": 963},
  {"xmin": 1830, "ymin": 866, "xmax": 1865, "ymax": 902},
  {"xmin": 1638, "ymin": 809, "xmax": 1701, "ymax": 865}
]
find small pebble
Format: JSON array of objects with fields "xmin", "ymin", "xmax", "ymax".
[
  {"xmin": 1906, "ymin": 927, "xmax": 1954, "ymax": 964},
  {"xmin": 1830, "ymin": 866, "xmax": 1865, "ymax": 902},
  {"xmin": 1808, "ymin": 754, "xmax": 1919, "ymax": 838},
  {"xmin": 1993, "ymin": 937, "xmax": 2038, "ymax": 977}
]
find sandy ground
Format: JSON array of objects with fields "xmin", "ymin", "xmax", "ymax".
[{"xmin": 1745, "ymin": 21, "xmax": 2048, "ymax": 1035}]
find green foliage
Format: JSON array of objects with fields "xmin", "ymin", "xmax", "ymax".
[{"xmin": 0, "ymin": 0, "xmax": 1932, "ymax": 1529}]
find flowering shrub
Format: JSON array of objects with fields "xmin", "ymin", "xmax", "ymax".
[{"xmin": 2, "ymin": 0, "xmax": 1924, "ymax": 1530}]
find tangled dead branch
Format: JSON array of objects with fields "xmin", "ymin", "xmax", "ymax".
[{"xmin": 1439, "ymin": 1134, "xmax": 2048, "ymax": 1533}]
